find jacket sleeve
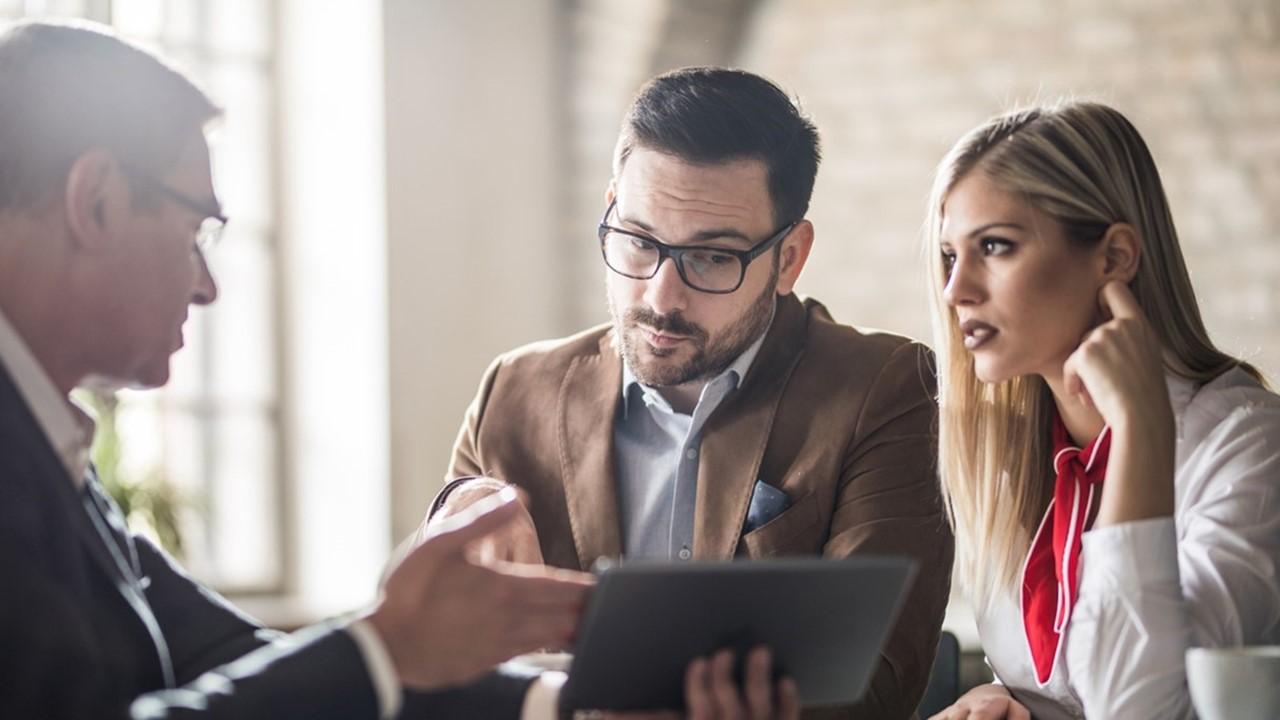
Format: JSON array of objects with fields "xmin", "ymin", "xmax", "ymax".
[
  {"xmin": 447, "ymin": 355, "xmax": 506, "ymax": 482},
  {"xmin": 129, "ymin": 538, "xmax": 537, "ymax": 720},
  {"xmin": 814, "ymin": 342, "xmax": 954, "ymax": 720},
  {"xmin": 1066, "ymin": 392, "xmax": 1280, "ymax": 719},
  {"xmin": 127, "ymin": 622, "xmax": 381, "ymax": 720}
]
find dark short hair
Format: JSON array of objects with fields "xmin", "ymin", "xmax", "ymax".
[
  {"xmin": 0, "ymin": 20, "xmax": 220, "ymax": 212},
  {"xmin": 613, "ymin": 66, "xmax": 821, "ymax": 227}
]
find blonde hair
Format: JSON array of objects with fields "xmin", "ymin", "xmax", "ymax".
[{"xmin": 925, "ymin": 101, "xmax": 1264, "ymax": 608}]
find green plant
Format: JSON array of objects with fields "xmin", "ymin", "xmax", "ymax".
[{"xmin": 82, "ymin": 389, "xmax": 187, "ymax": 559}]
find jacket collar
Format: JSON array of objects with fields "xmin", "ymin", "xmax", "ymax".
[
  {"xmin": 0, "ymin": 306, "xmax": 94, "ymax": 486},
  {"xmin": 556, "ymin": 294, "xmax": 809, "ymax": 565}
]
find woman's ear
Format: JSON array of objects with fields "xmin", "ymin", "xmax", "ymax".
[{"xmin": 1099, "ymin": 222, "xmax": 1141, "ymax": 283}]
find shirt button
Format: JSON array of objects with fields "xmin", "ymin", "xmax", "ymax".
[
  {"xmin": 678, "ymin": 547, "xmax": 692, "ymax": 560},
  {"xmin": 685, "ymin": 448, "xmax": 698, "ymax": 460}
]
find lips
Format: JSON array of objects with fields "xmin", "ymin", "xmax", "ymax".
[
  {"xmin": 959, "ymin": 319, "xmax": 998, "ymax": 350},
  {"xmin": 640, "ymin": 326, "xmax": 689, "ymax": 348}
]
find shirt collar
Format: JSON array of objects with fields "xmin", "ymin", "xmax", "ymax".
[
  {"xmin": 0, "ymin": 306, "xmax": 94, "ymax": 486},
  {"xmin": 621, "ymin": 301, "xmax": 775, "ymax": 418}
]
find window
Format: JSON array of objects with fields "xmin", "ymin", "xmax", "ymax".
[{"xmin": 2, "ymin": 0, "xmax": 285, "ymax": 594}]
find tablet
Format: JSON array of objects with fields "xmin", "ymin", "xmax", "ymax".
[{"xmin": 559, "ymin": 556, "xmax": 917, "ymax": 712}]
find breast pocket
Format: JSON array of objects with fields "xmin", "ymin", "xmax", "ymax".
[{"xmin": 737, "ymin": 491, "xmax": 821, "ymax": 558}]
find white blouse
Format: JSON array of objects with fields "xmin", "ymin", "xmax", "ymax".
[{"xmin": 977, "ymin": 367, "xmax": 1280, "ymax": 719}]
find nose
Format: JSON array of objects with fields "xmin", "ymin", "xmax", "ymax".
[
  {"xmin": 641, "ymin": 255, "xmax": 689, "ymax": 316},
  {"xmin": 192, "ymin": 250, "xmax": 219, "ymax": 305},
  {"xmin": 942, "ymin": 254, "xmax": 982, "ymax": 307}
]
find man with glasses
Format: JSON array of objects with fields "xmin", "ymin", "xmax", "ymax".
[
  {"xmin": 0, "ymin": 20, "xmax": 600, "ymax": 720},
  {"xmin": 428, "ymin": 67, "xmax": 955, "ymax": 718}
]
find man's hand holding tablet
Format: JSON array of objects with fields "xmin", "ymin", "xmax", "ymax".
[{"xmin": 606, "ymin": 646, "xmax": 800, "ymax": 720}]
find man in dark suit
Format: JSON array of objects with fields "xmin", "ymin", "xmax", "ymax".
[
  {"xmin": 428, "ymin": 67, "xmax": 956, "ymax": 719},
  {"xmin": 0, "ymin": 20, "xmax": 803, "ymax": 720},
  {"xmin": 0, "ymin": 19, "xmax": 596, "ymax": 719}
]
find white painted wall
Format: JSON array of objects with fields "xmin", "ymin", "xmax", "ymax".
[
  {"xmin": 273, "ymin": 0, "xmax": 390, "ymax": 619},
  {"xmin": 383, "ymin": 0, "xmax": 566, "ymax": 543}
]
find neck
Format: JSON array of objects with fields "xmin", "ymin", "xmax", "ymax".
[
  {"xmin": 1043, "ymin": 370, "xmax": 1105, "ymax": 447},
  {"xmin": 0, "ymin": 224, "xmax": 85, "ymax": 396},
  {"xmin": 656, "ymin": 381, "xmax": 704, "ymax": 415}
]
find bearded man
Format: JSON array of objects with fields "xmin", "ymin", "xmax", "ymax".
[{"xmin": 426, "ymin": 67, "xmax": 955, "ymax": 720}]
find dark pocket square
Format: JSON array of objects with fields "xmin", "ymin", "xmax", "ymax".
[{"xmin": 743, "ymin": 480, "xmax": 791, "ymax": 533}]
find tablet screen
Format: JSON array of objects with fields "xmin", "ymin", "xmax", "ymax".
[{"xmin": 560, "ymin": 556, "xmax": 917, "ymax": 712}]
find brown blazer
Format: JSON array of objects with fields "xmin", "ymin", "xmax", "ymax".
[{"xmin": 442, "ymin": 293, "xmax": 954, "ymax": 719}]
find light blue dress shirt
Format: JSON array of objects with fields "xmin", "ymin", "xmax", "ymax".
[{"xmin": 614, "ymin": 314, "xmax": 772, "ymax": 561}]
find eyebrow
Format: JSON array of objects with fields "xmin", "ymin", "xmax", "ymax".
[
  {"xmin": 964, "ymin": 222, "xmax": 1026, "ymax": 238},
  {"xmin": 618, "ymin": 212, "xmax": 755, "ymax": 246},
  {"xmin": 940, "ymin": 221, "xmax": 1026, "ymax": 245}
]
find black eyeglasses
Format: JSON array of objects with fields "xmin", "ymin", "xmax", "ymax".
[
  {"xmin": 597, "ymin": 199, "xmax": 797, "ymax": 294},
  {"xmin": 121, "ymin": 163, "xmax": 228, "ymax": 252}
]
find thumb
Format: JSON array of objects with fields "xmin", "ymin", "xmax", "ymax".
[
  {"xmin": 424, "ymin": 487, "xmax": 521, "ymax": 551},
  {"xmin": 1062, "ymin": 354, "xmax": 1095, "ymax": 412}
]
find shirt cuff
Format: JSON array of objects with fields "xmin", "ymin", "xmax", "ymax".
[
  {"xmin": 1080, "ymin": 516, "xmax": 1179, "ymax": 593},
  {"xmin": 520, "ymin": 671, "xmax": 567, "ymax": 720},
  {"xmin": 346, "ymin": 618, "xmax": 404, "ymax": 719},
  {"xmin": 428, "ymin": 476, "xmax": 512, "ymax": 522}
]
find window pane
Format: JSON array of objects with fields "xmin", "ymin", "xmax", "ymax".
[
  {"xmin": 208, "ymin": 410, "xmax": 280, "ymax": 590},
  {"xmin": 205, "ymin": 63, "xmax": 275, "ymax": 232},
  {"xmin": 206, "ymin": 233, "xmax": 277, "ymax": 405}
]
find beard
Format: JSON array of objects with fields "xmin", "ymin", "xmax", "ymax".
[{"xmin": 609, "ymin": 259, "xmax": 779, "ymax": 388}]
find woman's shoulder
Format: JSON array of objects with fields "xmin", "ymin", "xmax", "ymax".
[{"xmin": 1175, "ymin": 366, "xmax": 1280, "ymax": 448}]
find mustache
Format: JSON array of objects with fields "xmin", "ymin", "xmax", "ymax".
[{"xmin": 626, "ymin": 307, "xmax": 706, "ymax": 341}]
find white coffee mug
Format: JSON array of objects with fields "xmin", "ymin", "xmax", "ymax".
[{"xmin": 1186, "ymin": 646, "xmax": 1280, "ymax": 720}]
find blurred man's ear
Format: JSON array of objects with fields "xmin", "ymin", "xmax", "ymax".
[{"xmin": 63, "ymin": 149, "xmax": 118, "ymax": 251}]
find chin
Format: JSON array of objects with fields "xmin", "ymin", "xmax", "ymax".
[
  {"xmin": 130, "ymin": 359, "xmax": 173, "ymax": 389},
  {"xmin": 971, "ymin": 357, "xmax": 1015, "ymax": 385}
]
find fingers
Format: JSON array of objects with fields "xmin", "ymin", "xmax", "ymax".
[
  {"xmin": 682, "ymin": 648, "xmax": 799, "ymax": 719},
  {"xmin": 1008, "ymin": 699, "xmax": 1032, "ymax": 720},
  {"xmin": 1061, "ymin": 353, "xmax": 1094, "ymax": 412},
  {"xmin": 501, "ymin": 507, "xmax": 546, "ymax": 565},
  {"xmin": 709, "ymin": 650, "xmax": 743, "ymax": 720},
  {"xmin": 743, "ymin": 647, "xmax": 772, "ymax": 720},
  {"xmin": 1099, "ymin": 280, "xmax": 1141, "ymax": 320},
  {"xmin": 494, "ymin": 611, "xmax": 579, "ymax": 656},
  {"xmin": 685, "ymin": 657, "xmax": 713, "ymax": 719},
  {"xmin": 490, "ymin": 559, "xmax": 595, "ymax": 586},
  {"xmin": 509, "ymin": 532, "xmax": 546, "ymax": 565},
  {"xmin": 775, "ymin": 677, "xmax": 800, "ymax": 720},
  {"xmin": 424, "ymin": 487, "xmax": 521, "ymax": 548}
]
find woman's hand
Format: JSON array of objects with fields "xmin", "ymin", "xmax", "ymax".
[
  {"xmin": 927, "ymin": 683, "xmax": 1029, "ymax": 720},
  {"xmin": 1062, "ymin": 281, "xmax": 1171, "ymax": 430},
  {"xmin": 1062, "ymin": 280, "xmax": 1177, "ymax": 526}
]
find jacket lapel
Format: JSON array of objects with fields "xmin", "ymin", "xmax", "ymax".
[
  {"xmin": 693, "ymin": 294, "xmax": 808, "ymax": 559},
  {"xmin": 557, "ymin": 332, "xmax": 625, "ymax": 568},
  {"xmin": 0, "ymin": 366, "xmax": 123, "ymax": 586},
  {"xmin": 0, "ymin": 366, "xmax": 174, "ymax": 686}
]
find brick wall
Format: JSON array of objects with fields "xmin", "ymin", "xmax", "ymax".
[{"xmin": 563, "ymin": 0, "xmax": 1280, "ymax": 381}]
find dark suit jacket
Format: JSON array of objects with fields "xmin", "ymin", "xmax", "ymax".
[
  {"xmin": 440, "ymin": 294, "xmax": 956, "ymax": 719},
  {"xmin": 0, "ymin": 364, "xmax": 532, "ymax": 719}
]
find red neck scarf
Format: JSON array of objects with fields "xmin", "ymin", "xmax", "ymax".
[{"xmin": 1021, "ymin": 412, "xmax": 1111, "ymax": 685}]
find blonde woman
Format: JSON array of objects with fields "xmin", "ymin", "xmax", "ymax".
[{"xmin": 925, "ymin": 101, "xmax": 1280, "ymax": 719}]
